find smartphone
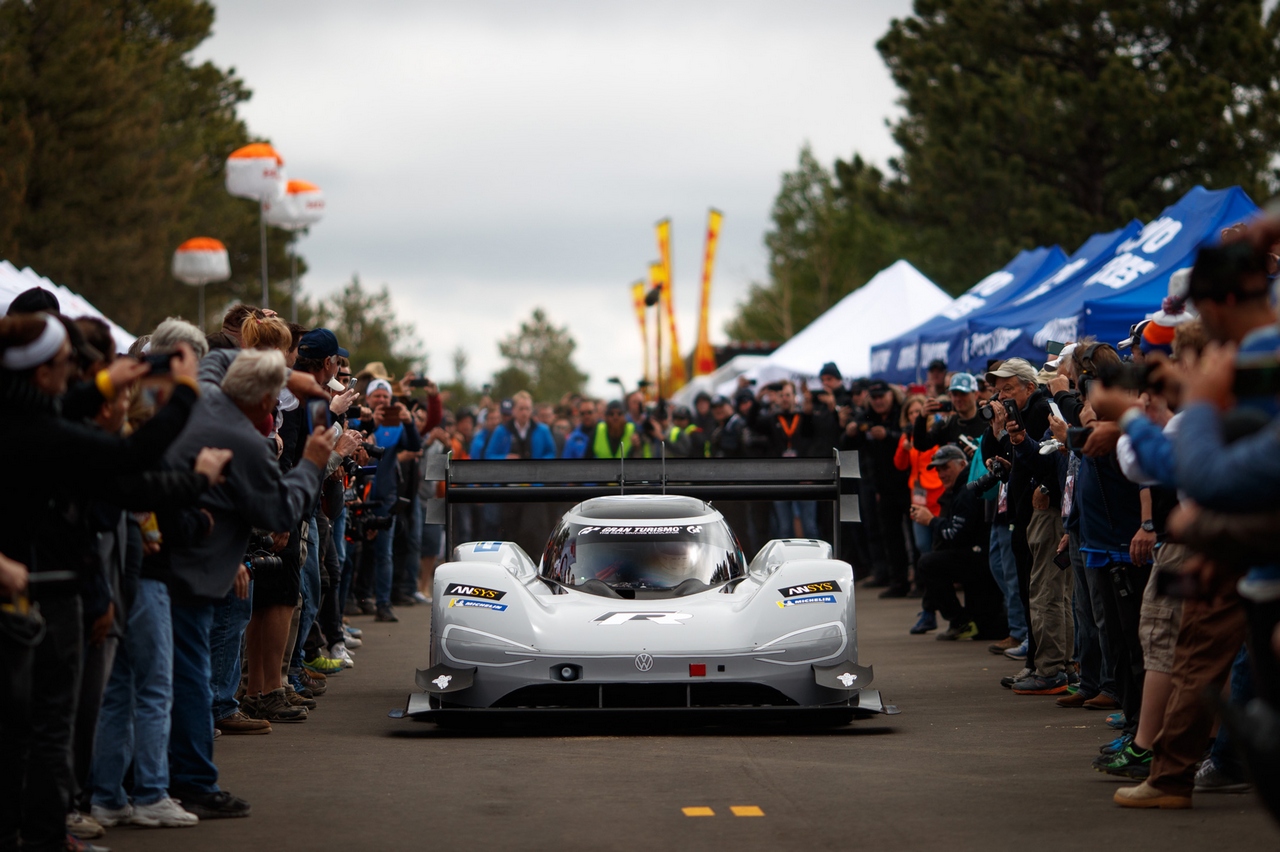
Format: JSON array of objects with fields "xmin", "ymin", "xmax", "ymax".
[
  {"xmin": 1065, "ymin": 426, "xmax": 1093, "ymax": 451},
  {"xmin": 407, "ymin": 378, "xmax": 432, "ymax": 388},
  {"xmin": 143, "ymin": 352, "xmax": 173, "ymax": 376},
  {"xmin": 936, "ymin": 399, "xmax": 954, "ymax": 413},
  {"xmin": 346, "ymin": 377, "xmax": 358, "ymax": 391},
  {"xmin": 1049, "ymin": 401, "xmax": 1063, "ymax": 421},
  {"xmin": 1046, "ymin": 340, "xmax": 1066, "ymax": 356},
  {"xmin": 305, "ymin": 397, "xmax": 331, "ymax": 433},
  {"xmin": 1001, "ymin": 398, "xmax": 1024, "ymax": 430},
  {"xmin": 1052, "ymin": 549, "xmax": 1072, "ymax": 570},
  {"xmin": 1154, "ymin": 569, "xmax": 1201, "ymax": 600}
]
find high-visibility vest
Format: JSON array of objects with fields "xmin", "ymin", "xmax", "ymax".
[
  {"xmin": 593, "ymin": 421, "xmax": 636, "ymax": 458},
  {"xmin": 642, "ymin": 426, "xmax": 682, "ymax": 458},
  {"xmin": 682, "ymin": 424, "xmax": 710, "ymax": 458}
]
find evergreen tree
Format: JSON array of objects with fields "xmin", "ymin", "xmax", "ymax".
[
  {"xmin": 493, "ymin": 308, "xmax": 588, "ymax": 403},
  {"xmin": 302, "ymin": 275, "xmax": 424, "ymax": 378}
]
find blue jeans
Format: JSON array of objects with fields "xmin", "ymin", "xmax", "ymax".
[
  {"xmin": 397, "ymin": 497, "xmax": 423, "ymax": 598},
  {"xmin": 291, "ymin": 514, "xmax": 321, "ymax": 670},
  {"xmin": 989, "ymin": 524, "xmax": 1027, "ymax": 641},
  {"xmin": 333, "ymin": 507, "xmax": 354, "ymax": 613},
  {"xmin": 91, "ymin": 579, "xmax": 174, "ymax": 809},
  {"xmin": 168, "ymin": 601, "xmax": 217, "ymax": 795},
  {"xmin": 373, "ymin": 513, "xmax": 398, "ymax": 607},
  {"xmin": 210, "ymin": 582, "xmax": 252, "ymax": 721},
  {"xmin": 912, "ymin": 522, "xmax": 932, "ymax": 556},
  {"xmin": 772, "ymin": 501, "xmax": 819, "ymax": 540}
]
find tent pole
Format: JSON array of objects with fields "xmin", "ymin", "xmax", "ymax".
[
  {"xmin": 198, "ymin": 283, "xmax": 206, "ymax": 331},
  {"xmin": 290, "ymin": 250, "xmax": 298, "ymax": 323},
  {"xmin": 260, "ymin": 199, "xmax": 269, "ymax": 308}
]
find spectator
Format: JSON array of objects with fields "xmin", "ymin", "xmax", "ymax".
[
  {"xmin": 482, "ymin": 391, "xmax": 556, "ymax": 460},
  {"xmin": 926, "ymin": 358, "xmax": 949, "ymax": 398},
  {"xmin": 913, "ymin": 372, "xmax": 985, "ymax": 452},
  {"xmin": 672, "ymin": 406, "xmax": 709, "ymax": 458},
  {"xmin": 692, "ymin": 391, "xmax": 717, "ymax": 435},
  {"xmin": 844, "ymin": 381, "xmax": 911, "ymax": 597},
  {"xmin": 562, "ymin": 398, "xmax": 599, "ymax": 459},
  {"xmin": 896, "ymin": 394, "xmax": 943, "ymax": 633},
  {"xmin": 587, "ymin": 400, "xmax": 639, "ymax": 459},
  {"xmin": 757, "ymin": 380, "xmax": 818, "ymax": 538}
]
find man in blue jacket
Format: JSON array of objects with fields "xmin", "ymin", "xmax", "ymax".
[
  {"xmin": 362, "ymin": 378, "xmax": 421, "ymax": 622},
  {"xmin": 482, "ymin": 391, "xmax": 556, "ymax": 460}
]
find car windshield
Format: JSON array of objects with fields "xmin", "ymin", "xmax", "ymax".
[{"xmin": 542, "ymin": 520, "xmax": 746, "ymax": 591}]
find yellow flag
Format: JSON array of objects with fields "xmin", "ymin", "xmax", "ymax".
[
  {"xmin": 693, "ymin": 209, "xmax": 723, "ymax": 376},
  {"xmin": 655, "ymin": 218, "xmax": 686, "ymax": 389},
  {"xmin": 630, "ymin": 280, "xmax": 650, "ymax": 391}
]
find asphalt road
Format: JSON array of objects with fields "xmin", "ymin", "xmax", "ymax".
[{"xmin": 109, "ymin": 591, "xmax": 1277, "ymax": 852}]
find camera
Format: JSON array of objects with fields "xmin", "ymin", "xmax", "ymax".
[
  {"xmin": 407, "ymin": 378, "xmax": 432, "ymax": 388},
  {"xmin": 245, "ymin": 530, "xmax": 282, "ymax": 573},
  {"xmin": 363, "ymin": 442, "xmax": 386, "ymax": 459},
  {"xmin": 967, "ymin": 456, "xmax": 1011, "ymax": 493},
  {"xmin": 1096, "ymin": 360, "xmax": 1164, "ymax": 394},
  {"xmin": 936, "ymin": 399, "xmax": 953, "ymax": 413},
  {"xmin": 978, "ymin": 402, "xmax": 996, "ymax": 422}
]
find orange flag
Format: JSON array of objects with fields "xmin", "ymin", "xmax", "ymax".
[
  {"xmin": 655, "ymin": 218, "xmax": 686, "ymax": 389},
  {"xmin": 693, "ymin": 209, "xmax": 723, "ymax": 376}
]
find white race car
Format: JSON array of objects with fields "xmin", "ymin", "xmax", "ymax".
[{"xmin": 403, "ymin": 487, "xmax": 896, "ymax": 724}]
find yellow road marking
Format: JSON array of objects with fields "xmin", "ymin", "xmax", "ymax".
[
  {"xmin": 682, "ymin": 807, "xmax": 715, "ymax": 817},
  {"xmin": 731, "ymin": 806, "xmax": 765, "ymax": 817}
]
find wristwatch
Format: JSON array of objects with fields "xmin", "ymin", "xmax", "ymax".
[{"xmin": 1140, "ymin": 520, "xmax": 1155, "ymax": 533}]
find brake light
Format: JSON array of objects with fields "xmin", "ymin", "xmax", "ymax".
[{"xmin": 689, "ymin": 664, "xmax": 706, "ymax": 677}]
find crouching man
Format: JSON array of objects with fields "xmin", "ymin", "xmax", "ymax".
[{"xmin": 911, "ymin": 444, "xmax": 1007, "ymax": 642}]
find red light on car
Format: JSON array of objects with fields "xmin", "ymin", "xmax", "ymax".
[{"xmin": 689, "ymin": 664, "xmax": 706, "ymax": 677}]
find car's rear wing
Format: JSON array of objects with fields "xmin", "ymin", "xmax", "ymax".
[{"xmin": 424, "ymin": 452, "xmax": 863, "ymax": 556}]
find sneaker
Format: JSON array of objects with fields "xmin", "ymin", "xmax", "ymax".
[
  {"xmin": 1003, "ymin": 640, "xmax": 1029, "ymax": 661},
  {"xmin": 90, "ymin": 803, "xmax": 133, "ymax": 828},
  {"xmin": 1194, "ymin": 759, "xmax": 1252, "ymax": 793},
  {"xmin": 250, "ymin": 688, "xmax": 307, "ymax": 722},
  {"xmin": 66, "ymin": 812, "xmax": 105, "ymax": 839},
  {"xmin": 1094, "ymin": 744, "xmax": 1152, "ymax": 779},
  {"xmin": 1106, "ymin": 711, "xmax": 1127, "ymax": 730},
  {"xmin": 1000, "ymin": 667, "xmax": 1032, "ymax": 689},
  {"xmin": 214, "ymin": 711, "xmax": 271, "ymax": 735},
  {"xmin": 413, "ymin": 591, "xmax": 431, "ymax": 604},
  {"xmin": 131, "ymin": 797, "xmax": 199, "ymax": 828},
  {"xmin": 936, "ymin": 620, "xmax": 978, "ymax": 641},
  {"xmin": 1012, "ymin": 671, "xmax": 1069, "ymax": 695},
  {"xmin": 342, "ymin": 631, "xmax": 363, "ymax": 649},
  {"xmin": 909, "ymin": 611, "xmax": 937, "ymax": 634},
  {"xmin": 173, "ymin": 789, "xmax": 251, "ymax": 820},
  {"xmin": 303, "ymin": 654, "xmax": 343, "ymax": 675},
  {"xmin": 375, "ymin": 606, "xmax": 399, "ymax": 623},
  {"xmin": 1083, "ymin": 693, "xmax": 1120, "ymax": 711},
  {"xmin": 986, "ymin": 636, "xmax": 1018, "ymax": 655},
  {"xmin": 328, "ymin": 642, "xmax": 355, "ymax": 668},
  {"xmin": 64, "ymin": 835, "xmax": 111, "ymax": 852},
  {"xmin": 285, "ymin": 685, "xmax": 317, "ymax": 710},
  {"xmin": 344, "ymin": 624, "xmax": 363, "ymax": 639},
  {"xmin": 1100, "ymin": 732, "xmax": 1133, "ymax": 756},
  {"xmin": 1113, "ymin": 780, "xmax": 1191, "ymax": 809},
  {"xmin": 294, "ymin": 669, "xmax": 327, "ymax": 696}
]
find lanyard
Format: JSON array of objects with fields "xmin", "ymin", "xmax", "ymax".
[{"xmin": 778, "ymin": 414, "xmax": 800, "ymax": 448}]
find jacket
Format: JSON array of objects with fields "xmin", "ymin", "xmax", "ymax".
[
  {"xmin": 930, "ymin": 474, "xmax": 988, "ymax": 554},
  {"xmin": 482, "ymin": 421, "xmax": 557, "ymax": 460},
  {"xmin": 163, "ymin": 387, "xmax": 324, "ymax": 602},
  {"xmin": 894, "ymin": 435, "xmax": 943, "ymax": 516}
]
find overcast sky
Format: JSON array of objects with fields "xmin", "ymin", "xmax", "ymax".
[{"xmin": 196, "ymin": 0, "xmax": 914, "ymax": 397}]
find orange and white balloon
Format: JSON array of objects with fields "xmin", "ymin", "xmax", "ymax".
[
  {"xmin": 264, "ymin": 179, "xmax": 325, "ymax": 230},
  {"xmin": 172, "ymin": 237, "xmax": 231, "ymax": 285},
  {"xmin": 225, "ymin": 143, "xmax": 286, "ymax": 201}
]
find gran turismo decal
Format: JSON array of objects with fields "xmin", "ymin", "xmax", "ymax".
[
  {"xmin": 592, "ymin": 612, "xmax": 693, "ymax": 626},
  {"xmin": 449, "ymin": 598, "xmax": 509, "ymax": 612},
  {"xmin": 578, "ymin": 526, "xmax": 685, "ymax": 536},
  {"xmin": 776, "ymin": 594, "xmax": 838, "ymax": 608},
  {"xmin": 444, "ymin": 583, "xmax": 506, "ymax": 601},
  {"xmin": 778, "ymin": 580, "xmax": 842, "ymax": 598}
]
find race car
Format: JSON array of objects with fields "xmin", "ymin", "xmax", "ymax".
[{"xmin": 401, "ymin": 492, "xmax": 897, "ymax": 724}]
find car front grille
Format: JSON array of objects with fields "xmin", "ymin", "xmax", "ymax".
[{"xmin": 489, "ymin": 681, "xmax": 799, "ymax": 710}]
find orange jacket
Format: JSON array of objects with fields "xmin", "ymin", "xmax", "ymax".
[{"xmin": 894, "ymin": 433, "xmax": 943, "ymax": 516}]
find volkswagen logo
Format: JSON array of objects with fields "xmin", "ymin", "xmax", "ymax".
[{"xmin": 634, "ymin": 653, "xmax": 654, "ymax": 672}]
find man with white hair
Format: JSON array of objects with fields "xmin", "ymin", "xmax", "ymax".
[{"xmin": 160, "ymin": 348, "xmax": 336, "ymax": 820}]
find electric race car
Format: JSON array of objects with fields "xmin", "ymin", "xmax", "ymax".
[{"xmin": 401, "ymin": 489, "xmax": 896, "ymax": 724}]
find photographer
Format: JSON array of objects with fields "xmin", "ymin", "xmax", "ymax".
[
  {"xmin": 756, "ymin": 380, "xmax": 819, "ymax": 539},
  {"xmin": 912, "ymin": 372, "xmax": 986, "ymax": 452},
  {"xmin": 161, "ymin": 349, "xmax": 336, "ymax": 819},
  {"xmin": 640, "ymin": 402, "xmax": 690, "ymax": 458},
  {"xmin": 843, "ymin": 381, "xmax": 912, "ymax": 597},
  {"xmin": 585, "ymin": 400, "xmax": 640, "ymax": 459},
  {"xmin": 910, "ymin": 445, "xmax": 1005, "ymax": 641},
  {"xmin": 984, "ymin": 358, "xmax": 1055, "ymax": 663}
]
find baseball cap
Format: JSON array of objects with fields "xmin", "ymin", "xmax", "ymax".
[
  {"xmin": 500, "ymin": 399, "xmax": 514, "ymax": 416},
  {"xmin": 819, "ymin": 361, "xmax": 842, "ymax": 380},
  {"xmin": 297, "ymin": 328, "xmax": 349, "ymax": 360},
  {"xmin": 947, "ymin": 372, "xmax": 978, "ymax": 394},
  {"xmin": 1046, "ymin": 343, "xmax": 1077, "ymax": 370},
  {"xmin": 867, "ymin": 380, "xmax": 891, "ymax": 396},
  {"xmin": 927, "ymin": 358, "xmax": 948, "ymax": 372},
  {"xmin": 927, "ymin": 444, "xmax": 968, "ymax": 468}
]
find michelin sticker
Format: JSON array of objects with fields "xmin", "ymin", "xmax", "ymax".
[
  {"xmin": 449, "ymin": 599, "xmax": 509, "ymax": 612},
  {"xmin": 777, "ymin": 594, "xmax": 838, "ymax": 608}
]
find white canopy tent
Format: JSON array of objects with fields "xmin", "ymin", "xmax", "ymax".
[
  {"xmin": 0, "ymin": 260, "xmax": 136, "ymax": 353},
  {"xmin": 669, "ymin": 353, "xmax": 767, "ymax": 406},
  {"xmin": 717, "ymin": 260, "xmax": 952, "ymax": 395}
]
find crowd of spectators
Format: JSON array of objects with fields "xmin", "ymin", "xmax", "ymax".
[{"xmin": 2, "ymin": 222, "xmax": 1280, "ymax": 850}]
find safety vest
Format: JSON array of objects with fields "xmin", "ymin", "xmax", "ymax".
[
  {"xmin": 642, "ymin": 426, "xmax": 682, "ymax": 458},
  {"xmin": 682, "ymin": 424, "xmax": 710, "ymax": 458},
  {"xmin": 593, "ymin": 421, "xmax": 636, "ymax": 458}
]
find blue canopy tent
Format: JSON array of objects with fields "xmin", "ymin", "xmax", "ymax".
[
  {"xmin": 960, "ymin": 221, "xmax": 1143, "ymax": 372},
  {"xmin": 869, "ymin": 246, "xmax": 1067, "ymax": 383},
  {"xmin": 1081, "ymin": 186, "xmax": 1258, "ymax": 348}
]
